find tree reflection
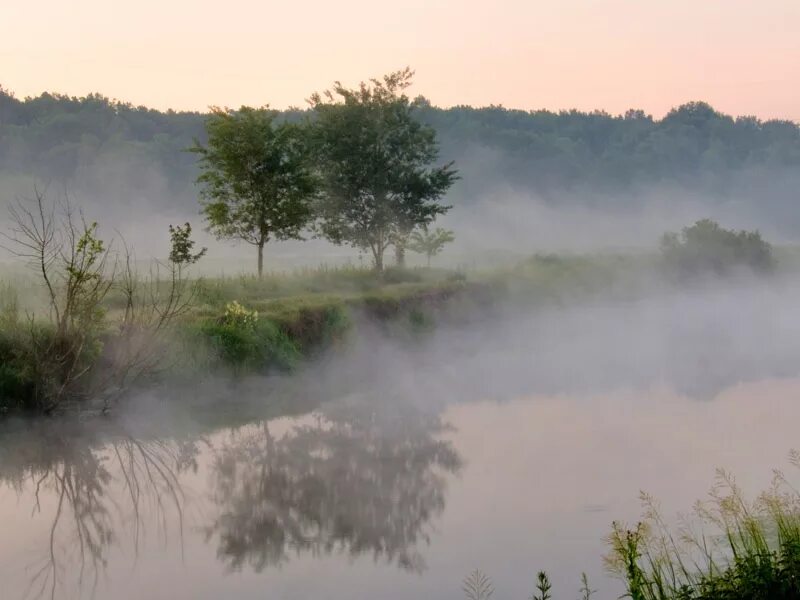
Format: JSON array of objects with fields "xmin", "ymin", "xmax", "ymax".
[
  {"xmin": 204, "ymin": 398, "xmax": 462, "ymax": 573},
  {"xmin": 0, "ymin": 421, "xmax": 199, "ymax": 600}
]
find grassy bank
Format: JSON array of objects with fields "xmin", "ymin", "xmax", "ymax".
[
  {"xmin": 0, "ymin": 262, "xmax": 492, "ymax": 414},
  {"xmin": 3, "ymin": 244, "xmax": 792, "ymax": 416},
  {"xmin": 0, "ymin": 251, "xmax": 654, "ymax": 415}
]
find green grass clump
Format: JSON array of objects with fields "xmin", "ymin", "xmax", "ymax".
[
  {"xmin": 198, "ymin": 314, "xmax": 300, "ymax": 373},
  {"xmin": 607, "ymin": 463, "xmax": 800, "ymax": 600}
]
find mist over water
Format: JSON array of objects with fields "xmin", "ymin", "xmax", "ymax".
[
  {"xmin": 2, "ymin": 91, "xmax": 800, "ymax": 600},
  {"xmin": 2, "ymin": 274, "xmax": 800, "ymax": 599}
]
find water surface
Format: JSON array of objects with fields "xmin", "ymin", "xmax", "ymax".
[{"xmin": 2, "ymin": 285, "xmax": 800, "ymax": 599}]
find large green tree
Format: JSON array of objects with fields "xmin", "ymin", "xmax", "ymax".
[
  {"xmin": 309, "ymin": 69, "xmax": 457, "ymax": 271},
  {"xmin": 192, "ymin": 107, "xmax": 317, "ymax": 277}
]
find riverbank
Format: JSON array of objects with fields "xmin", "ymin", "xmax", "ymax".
[
  {"xmin": 1, "ymin": 253, "xmax": 655, "ymax": 415},
  {"xmin": 4, "ymin": 247, "xmax": 797, "ymax": 416}
]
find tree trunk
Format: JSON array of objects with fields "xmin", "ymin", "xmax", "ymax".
[
  {"xmin": 395, "ymin": 243, "xmax": 406, "ymax": 268},
  {"xmin": 257, "ymin": 242, "xmax": 264, "ymax": 278},
  {"xmin": 372, "ymin": 246, "xmax": 384, "ymax": 272},
  {"xmin": 427, "ymin": 253, "xmax": 432, "ymax": 268}
]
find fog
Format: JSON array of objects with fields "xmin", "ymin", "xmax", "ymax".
[
  {"xmin": 3, "ymin": 131, "xmax": 800, "ymax": 599},
  {"xmin": 3, "ymin": 142, "xmax": 800, "ymax": 272},
  {"xmin": 3, "ymin": 270, "xmax": 800, "ymax": 598}
]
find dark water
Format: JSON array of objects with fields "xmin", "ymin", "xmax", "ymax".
[{"xmin": 3, "ymin": 285, "xmax": 800, "ymax": 599}]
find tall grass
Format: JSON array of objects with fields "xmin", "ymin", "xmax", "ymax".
[
  {"xmin": 191, "ymin": 264, "xmax": 435, "ymax": 309},
  {"xmin": 460, "ymin": 457, "xmax": 800, "ymax": 600},
  {"xmin": 461, "ymin": 570, "xmax": 594, "ymax": 600},
  {"xmin": 607, "ymin": 461, "xmax": 800, "ymax": 600}
]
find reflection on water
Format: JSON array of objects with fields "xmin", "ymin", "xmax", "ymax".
[
  {"xmin": 0, "ymin": 397, "xmax": 460, "ymax": 599},
  {"xmin": 205, "ymin": 399, "xmax": 461, "ymax": 573},
  {"xmin": 3, "ymin": 381, "xmax": 800, "ymax": 599},
  {"xmin": 0, "ymin": 422, "xmax": 200, "ymax": 599}
]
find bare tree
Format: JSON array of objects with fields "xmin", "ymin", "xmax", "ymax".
[
  {"xmin": 2, "ymin": 188, "xmax": 113, "ymax": 411},
  {"xmin": 2, "ymin": 189, "xmax": 206, "ymax": 413}
]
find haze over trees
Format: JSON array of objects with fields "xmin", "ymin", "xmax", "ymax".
[
  {"xmin": 660, "ymin": 219, "xmax": 775, "ymax": 277},
  {"xmin": 309, "ymin": 69, "xmax": 457, "ymax": 271},
  {"xmin": 3, "ymin": 87, "xmax": 799, "ymax": 226},
  {"xmin": 192, "ymin": 107, "xmax": 318, "ymax": 277}
]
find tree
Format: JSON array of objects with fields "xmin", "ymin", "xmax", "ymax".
[
  {"xmin": 408, "ymin": 226, "xmax": 455, "ymax": 267},
  {"xmin": 309, "ymin": 68, "xmax": 457, "ymax": 271},
  {"xmin": 192, "ymin": 107, "xmax": 317, "ymax": 277},
  {"xmin": 660, "ymin": 219, "xmax": 775, "ymax": 277}
]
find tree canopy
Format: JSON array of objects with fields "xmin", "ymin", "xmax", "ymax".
[
  {"xmin": 308, "ymin": 69, "xmax": 457, "ymax": 270},
  {"xmin": 1, "ymin": 87, "xmax": 800, "ymax": 227},
  {"xmin": 192, "ymin": 107, "xmax": 318, "ymax": 276}
]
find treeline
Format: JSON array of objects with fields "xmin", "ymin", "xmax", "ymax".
[{"xmin": 2, "ymin": 85, "xmax": 799, "ymax": 209}]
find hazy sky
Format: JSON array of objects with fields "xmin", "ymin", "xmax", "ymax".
[{"xmin": 2, "ymin": 0, "xmax": 798, "ymax": 119}]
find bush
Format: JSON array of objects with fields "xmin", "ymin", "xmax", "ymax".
[
  {"xmin": 0, "ymin": 330, "xmax": 34, "ymax": 413},
  {"xmin": 200, "ymin": 316, "xmax": 300, "ymax": 372},
  {"xmin": 661, "ymin": 219, "xmax": 775, "ymax": 277}
]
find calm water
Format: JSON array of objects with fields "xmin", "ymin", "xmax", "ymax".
[{"xmin": 2, "ymin": 286, "xmax": 800, "ymax": 599}]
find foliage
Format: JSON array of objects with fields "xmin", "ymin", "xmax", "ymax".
[
  {"xmin": 1, "ymin": 190, "xmax": 112, "ymax": 411},
  {"xmin": 168, "ymin": 222, "xmax": 206, "ymax": 268},
  {"xmin": 579, "ymin": 572, "xmax": 596, "ymax": 600},
  {"xmin": 309, "ymin": 68, "xmax": 457, "ymax": 271},
  {"xmin": 0, "ymin": 190, "xmax": 207, "ymax": 413},
  {"xmin": 660, "ymin": 219, "xmax": 775, "ymax": 277},
  {"xmin": 463, "ymin": 569, "xmax": 494, "ymax": 600},
  {"xmin": 408, "ymin": 226, "xmax": 455, "ymax": 266},
  {"xmin": 531, "ymin": 571, "xmax": 552, "ymax": 600},
  {"xmin": 222, "ymin": 300, "xmax": 259, "ymax": 330},
  {"xmin": 200, "ymin": 309, "xmax": 299, "ymax": 372},
  {"xmin": 606, "ymin": 462, "xmax": 800, "ymax": 600},
  {"xmin": 460, "ymin": 569, "xmax": 596, "ymax": 600},
  {"xmin": 192, "ymin": 107, "xmax": 317, "ymax": 277},
  {"xmin": 3, "ymin": 89, "xmax": 800, "ymax": 224}
]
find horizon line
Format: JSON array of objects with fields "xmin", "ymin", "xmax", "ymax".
[{"xmin": 2, "ymin": 85, "xmax": 798, "ymax": 125}]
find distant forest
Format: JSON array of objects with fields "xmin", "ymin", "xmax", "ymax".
[{"xmin": 1, "ymin": 86, "xmax": 799, "ymax": 217}]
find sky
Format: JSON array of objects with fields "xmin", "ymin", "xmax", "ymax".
[{"xmin": 2, "ymin": 0, "xmax": 799, "ymax": 119}]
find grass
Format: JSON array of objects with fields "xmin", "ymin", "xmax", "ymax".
[
  {"xmin": 0, "ymin": 250, "xmax": 735, "ymax": 414},
  {"xmin": 461, "ymin": 569, "xmax": 592, "ymax": 600},
  {"xmin": 459, "ymin": 457, "xmax": 800, "ymax": 600},
  {"xmin": 0, "ymin": 264, "xmax": 478, "ymax": 413},
  {"xmin": 3, "ymin": 247, "xmax": 782, "ymax": 415},
  {"xmin": 606, "ymin": 463, "xmax": 800, "ymax": 600}
]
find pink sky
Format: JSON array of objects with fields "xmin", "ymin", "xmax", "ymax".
[{"xmin": 2, "ymin": 0, "xmax": 798, "ymax": 119}]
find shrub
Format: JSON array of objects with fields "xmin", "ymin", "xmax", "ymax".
[
  {"xmin": 222, "ymin": 300, "xmax": 259, "ymax": 330},
  {"xmin": 661, "ymin": 219, "xmax": 775, "ymax": 277},
  {"xmin": 200, "ymin": 313, "xmax": 299, "ymax": 372}
]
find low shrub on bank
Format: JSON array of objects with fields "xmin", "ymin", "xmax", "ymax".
[
  {"xmin": 197, "ymin": 301, "xmax": 300, "ymax": 372},
  {"xmin": 199, "ymin": 318, "xmax": 300, "ymax": 372}
]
